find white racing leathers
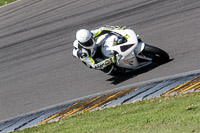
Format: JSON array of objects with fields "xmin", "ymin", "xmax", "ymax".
[{"xmin": 72, "ymin": 27, "xmax": 117, "ymax": 70}]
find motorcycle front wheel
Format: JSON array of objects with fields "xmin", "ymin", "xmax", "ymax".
[{"xmin": 142, "ymin": 44, "xmax": 169, "ymax": 63}]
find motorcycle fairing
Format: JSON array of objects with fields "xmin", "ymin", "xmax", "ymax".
[
  {"xmin": 101, "ymin": 29, "xmax": 141, "ymax": 69},
  {"xmin": 120, "ymin": 44, "xmax": 135, "ymax": 52}
]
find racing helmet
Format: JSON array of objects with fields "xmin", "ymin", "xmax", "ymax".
[{"xmin": 76, "ymin": 29, "xmax": 96, "ymax": 56}]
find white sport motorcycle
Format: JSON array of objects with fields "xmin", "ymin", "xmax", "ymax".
[{"xmin": 99, "ymin": 28, "xmax": 169, "ymax": 74}]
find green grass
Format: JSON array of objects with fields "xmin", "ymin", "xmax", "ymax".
[
  {"xmin": 0, "ymin": 0, "xmax": 16, "ymax": 6},
  {"xmin": 14, "ymin": 92, "xmax": 200, "ymax": 133}
]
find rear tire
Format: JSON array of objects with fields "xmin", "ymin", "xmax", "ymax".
[{"xmin": 142, "ymin": 44, "xmax": 169, "ymax": 63}]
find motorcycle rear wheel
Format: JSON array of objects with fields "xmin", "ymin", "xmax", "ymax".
[{"xmin": 142, "ymin": 44, "xmax": 169, "ymax": 63}]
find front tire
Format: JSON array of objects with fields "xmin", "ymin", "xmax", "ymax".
[{"xmin": 142, "ymin": 44, "xmax": 169, "ymax": 63}]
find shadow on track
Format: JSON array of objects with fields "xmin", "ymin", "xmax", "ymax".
[{"xmin": 106, "ymin": 59, "xmax": 173, "ymax": 85}]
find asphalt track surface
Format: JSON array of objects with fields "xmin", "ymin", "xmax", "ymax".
[{"xmin": 0, "ymin": 0, "xmax": 200, "ymax": 121}]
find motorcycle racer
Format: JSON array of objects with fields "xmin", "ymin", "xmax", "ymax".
[{"xmin": 72, "ymin": 26, "xmax": 126, "ymax": 73}]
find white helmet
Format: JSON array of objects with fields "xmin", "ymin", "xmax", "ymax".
[{"xmin": 76, "ymin": 29, "xmax": 96, "ymax": 56}]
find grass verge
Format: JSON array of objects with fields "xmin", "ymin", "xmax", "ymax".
[
  {"xmin": 0, "ymin": 0, "xmax": 16, "ymax": 6},
  {"xmin": 13, "ymin": 92, "xmax": 200, "ymax": 133}
]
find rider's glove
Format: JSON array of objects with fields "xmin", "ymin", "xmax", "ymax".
[{"xmin": 113, "ymin": 51, "xmax": 123, "ymax": 64}]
